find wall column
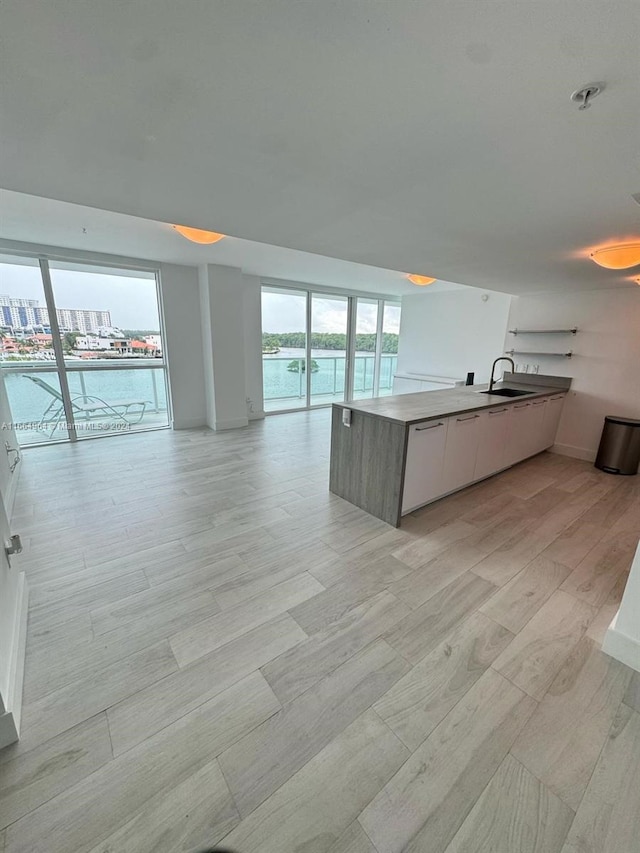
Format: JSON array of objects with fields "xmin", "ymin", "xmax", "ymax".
[
  {"xmin": 199, "ymin": 264, "xmax": 249, "ymax": 430},
  {"xmin": 603, "ymin": 541, "xmax": 640, "ymax": 672}
]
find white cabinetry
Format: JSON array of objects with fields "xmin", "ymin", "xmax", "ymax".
[
  {"xmin": 506, "ymin": 401, "xmax": 536, "ymax": 465},
  {"xmin": 402, "ymin": 419, "xmax": 448, "ymax": 513},
  {"xmin": 401, "ymin": 392, "xmax": 566, "ymax": 516},
  {"xmin": 527, "ymin": 398, "xmax": 548, "ymax": 455},
  {"xmin": 441, "ymin": 413, "xmax": 482, "ymax": 494},
  {"xmin": 540, "ymin": 394, "xmax": 565, "ymax": 450},
  {"xmin": 474, "ymin": 407, "xmax": 512, "ymax": 481}
]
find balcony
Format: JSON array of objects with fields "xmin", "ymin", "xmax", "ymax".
[
  {"xmin": 2, "ymin": 360, "xmax": 169, "ymax": 445},
  {"xmin": 263, "ymin": 354, "xmax": 398, "ymax": 411}
]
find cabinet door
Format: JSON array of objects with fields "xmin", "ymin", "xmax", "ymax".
[
  {"xmin": 506, "ymin": 402, "xmax": 536, "ymax": 465},
  {"xmin": 528, "ymin": 397, "xmax": 548, "ymax": 455},
  {"xmin": 473, "ymin": 407, "xmax": 512, "ymax": 481},
  {"xmin": 540, "ymin": 394, "xmax": 565, "ymax": 449},
  {"xmin": 402, "ymin": 419, "xmax": 448, "ymax": 513},
  {"xmin": 441, "ymin": 413, "xmax": 482, "ymax": 494}
]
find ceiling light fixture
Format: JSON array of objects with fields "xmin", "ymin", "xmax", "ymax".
[
  {"xmin": 407, "ymin": 274, "xmax": 436, "ymax": 286},
  {"xmin": 172, "ymin": 225, "xmax": 226, "ymax": 244},
  {"xmin": 589, "ymin": 243, "xmax": 640, "ymax": 270}
]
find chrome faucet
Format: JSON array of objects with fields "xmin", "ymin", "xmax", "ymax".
[{"xmin": 488, "ymin": 357, "xmax": 515, "ymax": 393}]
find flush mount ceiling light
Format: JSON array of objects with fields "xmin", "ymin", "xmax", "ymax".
[
  {"xmin": 407, "ymin": 274, "xmax": 436, "ymax": 286},
  {"xmin": 172, "ymin": 225, "xmax": 226, "ymax": 244},
  {"xmin": 589, "ymin": 243, "xmax": 640, "ymax": 270}
]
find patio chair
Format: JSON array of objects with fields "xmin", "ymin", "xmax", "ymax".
[{"xmin": 23, "ymin": 374, "xmax": 151, "ymax": 438}]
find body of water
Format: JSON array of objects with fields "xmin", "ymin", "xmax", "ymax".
[
  {"xmin": 3, "ymin": 366, "xmax": 169, "ymax": 441},
  {"xmin": 262, "ymin": 348, "xmax": 397, "ymax": 403}
]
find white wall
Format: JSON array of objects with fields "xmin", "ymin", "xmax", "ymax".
[
  {"xmin": 397, "ymin": 288, "xmax": 513, "ymax": 384},
  {"xmin": 603, "ymin": 539, "xmax": 640, "ymax": 672},
  {"xmin": 506, "ymin": 288, "xmax": 640, "ymax": 460},
  {"xmin": 0, "ymin": 370, "xmax": 28, "ymax": 748},
  {"xmin": 159, "ymin": 263, "xmax": 207, "ymax": 429}
]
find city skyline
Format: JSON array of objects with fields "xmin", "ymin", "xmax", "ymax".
[{"xmin": 0, "ymin": 262, "xmax": 161, "ymax": 328}]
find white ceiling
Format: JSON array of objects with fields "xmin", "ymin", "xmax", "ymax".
[
  {"xmin": 1, "ymin": 0, "xmax": 639, "ymax": 295},
  {"xmin": 0, "ymin": 189, "xmax": 465, "ymax": 296}
]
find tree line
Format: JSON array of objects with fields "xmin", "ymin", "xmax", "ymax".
[{"xmin": 262, "ymin": 332, "xmax": 399, "ymax": 353}]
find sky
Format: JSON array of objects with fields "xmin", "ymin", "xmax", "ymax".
[
  {"xmin": 262, "ymin": 292, "xmax": 401, "ymax": 335},
  {"xmin": 0, "ymin": 261, "xmax": 401, "ymax": 335},
  {"xmin": 0, "ymin": 262, "xmax": 160, "ymax": 329}
]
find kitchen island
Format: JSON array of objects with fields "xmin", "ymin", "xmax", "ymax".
[{"xmin": 329, "ymin": 372, "xmax": 571, "ymax": 526}]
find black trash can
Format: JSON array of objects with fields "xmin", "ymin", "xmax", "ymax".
[{"xmin": 594, "ymin": 416, "xmax": 640, "ymax": 475}]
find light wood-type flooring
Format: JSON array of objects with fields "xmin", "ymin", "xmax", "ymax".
[{"xmin": 1, "ymin": 409, "xmax": 639, "ymax": 853}]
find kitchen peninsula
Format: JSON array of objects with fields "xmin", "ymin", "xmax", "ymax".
[{"xmin": 330, "ymin": 373, "xmax": 571, "ymax": 527}]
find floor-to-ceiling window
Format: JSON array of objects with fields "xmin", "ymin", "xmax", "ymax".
[
  {"xmin": 0, "ymin": 254, "xmax": 169, "ymax": 445},
  {"xmin": 310, "ymin": 294, "xmax": 349, "ymax": 407},
  {"xmin": 352, "ymin": 298, "xmax": 379, "ymax": 400},
  {"xmin": 381, "ymin": 302, "xmax": 402, "ymax": 394},
  {"xmin": 262, "ymin": 287, "xmax": 308, "ymax": 413},
  {"xmin": 261, "ymin": 283, "xmax": 401, "ymax": 412}
]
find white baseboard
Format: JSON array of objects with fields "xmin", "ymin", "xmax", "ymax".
[
  {"xmin": 213, "ymin": 417, "xmax": 249, "ymax": 431},
  {"xmin": 248, "ymin": 410, "xmax": 265, "ymax": 421},
  {"xmin": 602, "ymin": 613, "xmax": 640, "ymax": 673},
  {"xmin": 172, "ymin": 416, "xmax": 207, "ymax": 430},
  {"xmin": 0, "ymin": 571, "xmax": 29, "ymax": 749},
  {"xmin": 550, "ymin": 443, "xmax": 596, "ymax": 462}
]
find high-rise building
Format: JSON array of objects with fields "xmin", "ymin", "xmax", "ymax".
[{"xmin": 0, "ymin": 295, "xmax": 111, "ymax": 333}]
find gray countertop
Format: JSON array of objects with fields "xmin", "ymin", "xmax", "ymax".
[{"xmin": 333, "ymin": 379, "xmax": 569, "ymax": 426}]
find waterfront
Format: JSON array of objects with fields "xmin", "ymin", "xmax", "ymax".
[
  {"xmin": 262, "ymin": 348, "xmax": 397, "ymax": 409},
  {"xmin": 1, "ymin": 348, "xmax": 398, "ymax": 444}
]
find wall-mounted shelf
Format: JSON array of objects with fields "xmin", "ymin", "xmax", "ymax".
[
  {"xmin": 508, "ymin": 327, "xmax": 577, "ymax": 335},
  {"xmin": 506, "ymin": 349, "xmax": 573, "ymax": 358}
]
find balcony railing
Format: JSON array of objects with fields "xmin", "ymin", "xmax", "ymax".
[
  {"xmin": 263, "ymin": 354, "xmax": 398, "ymax": 405},
  {"xmin": 1, "ymin": 359, "xmax": 169, "ymax": 445}
]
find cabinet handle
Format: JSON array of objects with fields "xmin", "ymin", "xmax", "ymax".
[
  {"xmin": 456, "ymin": 414, "xmax": 480, "ymax": 422},
  {"xmin": 532, "ymin": 400, "xmax": 546, "ymax": 406},
  {"xmin": 489, "ymin": 408, "xmax": 508, "ymax": 414},
  {"xmin": 514, "ymin": 403, "xmax": 530, "ymax": 408},
  {"xmin": 415, "ymin": 422, "xmax": 444, "ymax": 431},
  {"xmin": 550, "ymin": 395, "xmax": 564, "ymax": 400}
]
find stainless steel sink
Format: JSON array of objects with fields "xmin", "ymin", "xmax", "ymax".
[{"xmin": 478, "ymin": 388, "xmax": 535, "ymax": 397}]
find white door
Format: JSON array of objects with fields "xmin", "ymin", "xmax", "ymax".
[
  {"xmin": 402, "ymin": 419, "xmax": 448, "ymax": 513},
  {"xmin": 441, "ymin": 413, "xmax": 482, "ymax": 494},
  {"xmin": 540, "ymin": 394, "xmax": 566, "ymax": 450},
  {"xmin": 0, "ymin": 367, "xmax": 26, "ymax": 748},
  {"xmin": 474, "ymin": 407, "xmax": 512, "ymax": 481}
]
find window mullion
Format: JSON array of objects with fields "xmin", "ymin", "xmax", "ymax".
[{"xmin": 38, "ymin": 258, "xmax": 77, "ymax": 441}]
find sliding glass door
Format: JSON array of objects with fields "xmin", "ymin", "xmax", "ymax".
[
  {"xmin": 310, "ymin": 294, "xmax": 349, "ymax": 407},
  {"xmin": 0, "ymin": 254, "xmax": 169, "ymax": 446},
  {"xmin": 353, "ymin": 298, "xmax": 379, "ymax": 400},
  {"xmin": 261, "ymin": 285, "xmax": 401, "ymax": 412},
  {"xmin": 380, "ymin": 302, "xmax": 401, "ymax": 395},
  {"xmin": 261, "ymin": 287, "xmax": 308, "ymax": 412}
]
